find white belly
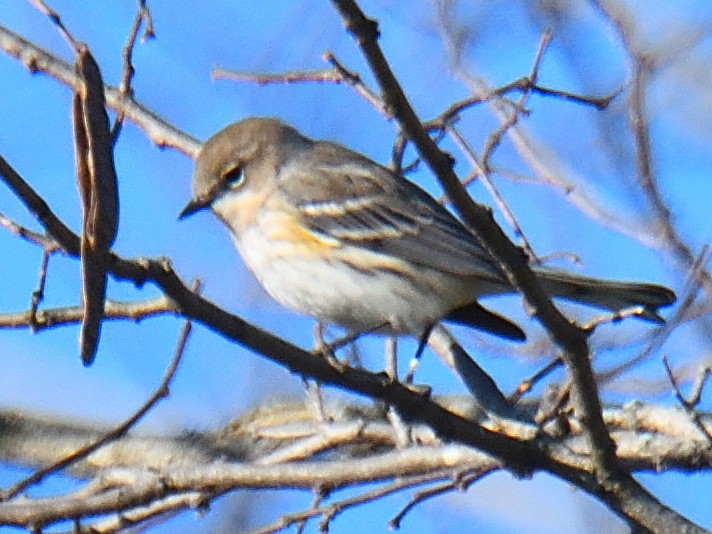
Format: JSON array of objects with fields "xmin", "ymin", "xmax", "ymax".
[{"xmin": 234, "ymin": 226, "xmax": 471, "ymax": 335}]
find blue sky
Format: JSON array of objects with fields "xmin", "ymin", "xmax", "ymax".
[{"xmin": 1, "ymin": 1, "xmax": 712, "ymax": 532}]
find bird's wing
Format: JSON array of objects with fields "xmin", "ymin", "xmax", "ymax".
[{"xmin": 277, "ymin": 142, "xmax": 506, "ymax": 281}]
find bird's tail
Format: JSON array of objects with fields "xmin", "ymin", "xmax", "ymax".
[{"xmin": 533, "ymin": 268, "xmax": 676, "ymax": 323}]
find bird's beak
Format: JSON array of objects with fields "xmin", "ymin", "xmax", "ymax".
[{"xmin": 178, "ymin": 196, "xmax": 210, "ymax": 220}]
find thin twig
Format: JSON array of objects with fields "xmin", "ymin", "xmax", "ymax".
[
  {"xmin": 481, "ymin": 31, "xmax": 552, "ymax": 172},
  {"xmin": 28, "ymin": 0, "xmax": 81, "ymax": 52},
  {"xmin": 28, "ymin": 248, "xmax": 52, "ymax": 332},
  {"xmin": 213, "ymin": 66, "xmax": 341, "ymax": 83},
  {"xmin": 687, "ymin": 367, "xmax": 711, "ymax": 407},
  {"xmin": 389, "ymin": 466, "xmax": 497, "ymax": 529},
  {"xmin": 0, "ymin": 211, "xmax": 59, "ymax": 250},
  {"xmin": 662, "ymin": 356, "xmax": 712, "ymax": 445},
  {"xmin": 112, "ymin": 0, "xmax": 155, "ymax": 141},
  {"xmin": 428, "ymin": 79, "xmax": 619, "ymax": 131},
  {"xmin": 509, "ymin": 356, "xmax": 563, "ymax": 404},
  {"xmin": 0, "ymin": 295, "xmax": 178, "ymax": 330},
  {"xmin": 212, "ymin": 51, "xmax": 388, "ymax": 116},
  {"xmin": 251, "ymin": 470, "xmax": 458, "ymax": 534},
  {"xmin": 393, "ymin": 127, "xmax": 448, "ymax": 177},
  {"xmin": 581, "ymin": 306, "xmax": 656, "ymax": 332},
  {"xmin": 446, "ymin": 124, "xmax": 539, "ymax": 262},
  {"xmin": 323, "ymin": 52, "xmax": 388, "ymax": 115},
  {"xmin": 76, "ymin": 492, "xmax": 206, "ymax": 534}
]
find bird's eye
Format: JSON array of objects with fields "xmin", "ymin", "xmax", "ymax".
[{"xmin": 222, "ymin": 164, "xmax": 244, "ymax": 189}]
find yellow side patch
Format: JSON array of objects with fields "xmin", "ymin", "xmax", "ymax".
[
  {"xmin": 260, "ymin": 197, "xmax": 411, "ymax": 274},
  {"xmin": 264, "ymin": 212, "xmax": 340, "ymax": 252}
]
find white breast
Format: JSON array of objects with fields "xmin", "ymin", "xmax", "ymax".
[{"xmin": 233, "ymin": 224, "xmax": 472, "ymax": 335}]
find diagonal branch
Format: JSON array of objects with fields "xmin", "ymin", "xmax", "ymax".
[{"xmin": 0, "ymin": 24, "xmax": 200, "ymax": 157}]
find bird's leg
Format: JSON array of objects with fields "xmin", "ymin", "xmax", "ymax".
[
  {"xmin": 384, "ymin": 336, "xmax": 412, "ymax": 446},
  {"xmin": 387, "ymin": 404, "xmax": 411, "ymax": 447},
  {"xmin": 305, "ymin": 323, "xmax": 331, "ymax": 422},
  {"xmin": 384, "ymin": 336, "xmax": 398, "ymax": 381},
  {"xmin": 404, "ymin": 323, "xmax": 435, "ymax": 384},
  {"xmin": 329, "ymin": 322, "xmax": 389, "ymax": 351},
  {"xmin": 302, "ymin": 377, "xmax": 329, "ymax": 424},
  {"xmin": 314, "ymin": 321, "xmax": 390, "ymax": 368},
  {"xmin": 312, "ymin": 322, "xmax": 345, "ymax": 370}
]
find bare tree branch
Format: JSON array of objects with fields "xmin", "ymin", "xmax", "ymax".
[{"xmin": 0, "ymin": 24, "xmax": 200, "ymax": 156}]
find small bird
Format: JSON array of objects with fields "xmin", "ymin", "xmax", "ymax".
[{"xmin": 179, "ymin": 117, "xmax": 675, "ymax": 350}]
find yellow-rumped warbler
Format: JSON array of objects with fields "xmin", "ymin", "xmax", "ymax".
[{"xmin": 179, "ymin": 117, "xmax": 675, "ymax": 347}]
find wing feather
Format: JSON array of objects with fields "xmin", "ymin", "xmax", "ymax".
[{"xmin": 277, "ymin": 142, "xmax": 506, "ymax": 281}]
